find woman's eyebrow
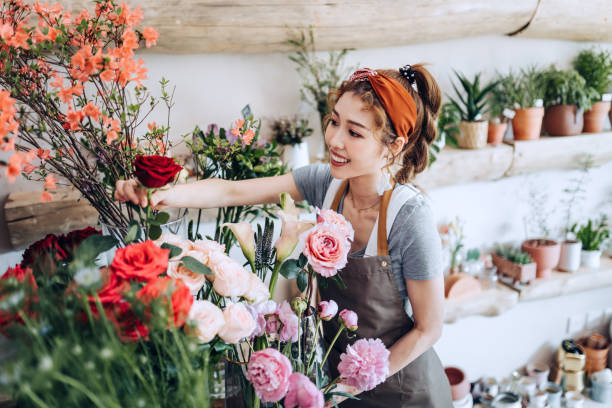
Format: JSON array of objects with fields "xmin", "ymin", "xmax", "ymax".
[{"xmin": 332, "ymin": 109, "xmax": 369, "ymax": 130}]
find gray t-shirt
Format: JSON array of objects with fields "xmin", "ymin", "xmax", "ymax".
[{"xmin": 292, "ymin": 164, "xmax": 443, "ymax": 309}]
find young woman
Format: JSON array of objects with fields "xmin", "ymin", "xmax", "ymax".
[{"xmin": 115, "ymin": 64, "xmax": 452, "ymax": 407}]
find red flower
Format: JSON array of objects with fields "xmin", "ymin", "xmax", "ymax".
[
  {"xmin": 132, "ymin": 154, "xmax": 182, "ymax": 188},
  {"xmin": 0, "ymin": 265, "xmax": 38, "ymax": 330},
  {"xmin": 57, "ymin": 226, "xmax": 101, "ymax": 258},
  {"xmin": 21, "ymin": 234, "xmax": 67, "ymax": 269},
  {"xmin": 136, "ymin": 276, "xmax": 193, "ymax": 327},
  {"xmin": 106, "ymin": 301, "xmax": 150, "ymax": 342},
  {"xmin": 110, "ymin": 240, "xmax": 169, "ymax": 281}
]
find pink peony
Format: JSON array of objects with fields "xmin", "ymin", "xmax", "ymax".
[
  {"xmin": 284, "ymin": 373, "xmax": 324, "ymax": 408},
  {"xmin": 339, "ymin": 309, "xmax": 358, "ymax": 331},
  {"xmin": 337, "ymin": 338, "xmax": 390, "ymax": 392},
  {"xmin": 243, "ymin": 272, "xmax": 270, "ymax": 304},
  {"xmin": 317, "ymin": 300, "xmax": 338, "ymax": 321},
  {"xmin": 167, "ymin": 249, "xmax": 208, "ymax": 294},
  {"xmin": 301, "ymin": 224, "xmax": 350, "ymax": 277},
  {"xmin": 316, "ymin": 208, "xmax": 354, "ymax": 242},
  {"xmin": 266, "ymin": 314, "xmax": 281, "ymax": 335},
  {"xmin": 210, "ymin": 253, "xmax": 251, "ymax": 297},
  {"xmin": 218, "ymin": 302, "xmax": 256, "ymax": 344},
  {"xmin": 186, "ymin": 300, "xmax": 225, "ymax": 343},
  {"xmin": 246, "ymin": 300, "xmax": 277, "ymax": 338},
  {"xmin": 277, "ymin": 300, "xmax": 299, "ymax": 343},
  {"xmin": 246, "ymin": 348, "xmax": 292, "ymax": 402}
]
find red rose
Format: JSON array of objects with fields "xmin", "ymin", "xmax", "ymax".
[
  {"xmin": 0, "ymin": 265, "xmax": 38, "ymax": 330},
  {"xmin": 57, "ymin": 227, "xmax": 101, "ymax": 258},
  {"xmin": 21, "ymin": 234, "xmax": 67, "ymax": 269},
  {"xmin": 137, "ymin": 276, "xmax": 193, "ymax": 327},
  {"xmin": 87, "ymin": 267, "xmax": 130, "ymax": 309},
  {"xmin": 133, "ymin": 154, "xmax": 182, "ymax": 188},
  {"xmin": 110, "ymin": 240, "xmax": 169, "ymax": 282},
  {"xmin": 106, "ymin": 302, "xmax": 150, "ymax": 342}
]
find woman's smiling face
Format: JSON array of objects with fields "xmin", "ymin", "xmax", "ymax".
[{"xmin": 325, "ymin": 91, "xmax": 388, "ymax": 180}]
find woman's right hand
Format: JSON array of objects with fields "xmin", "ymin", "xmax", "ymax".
[{"xmin": 114, "ymin": 179, "xmax": 170, "ymax": 210}]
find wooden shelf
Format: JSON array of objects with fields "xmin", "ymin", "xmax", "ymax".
[
  {"xmin": 444, "ymin": 256, "xmax": 612, "ymax": 323},
  {"xmin": 415, "ymin": 131, "xmax": 612, "ymax": 189}
]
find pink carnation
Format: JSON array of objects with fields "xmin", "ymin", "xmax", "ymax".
[
  {"xmin": 337, "ymin": 338, "xmax": 390, "ymax": 392},
  {"xmin": 301, "ymin": 224, "xmax": 350, "ymax": 277},
  {"xmin": 284, "ymin": 373, "xmax": 324, "ymax": 408},
  {"xmin": 246, "ymin": 348, "xmax": 292, "ymax": 403},
  {"xmin": 277, "ymin": 300, "xmax": 299, "ymax": 343},
  {"xmin": 316, "ymin": 208, "xmax": 354, "ymax": 242},
  {"xmin": 317, "ymin": 300, "xmax": 338, "ymax": 321}
]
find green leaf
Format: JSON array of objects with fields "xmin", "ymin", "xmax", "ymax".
[
  {"xmin": 149, "ymin": 225, "xmax": 162, "ymax": 240},
  {"xmin": 280, "ymin": 259, "xmax": 300, "ymax": 279},
  {"xmin": 297, "ymin": 270, "xmax": 308, "ymax": 292},
  {"xmin": 156, "ymin": 211, "xmax": 170, "ymax": 225},
  {"xmin": 161, "ymin": 243, "xmax": 183, "ymax": 259},
  {"xmin": 181, "ymin": 256, "xmax": 212, "ymax": 275},
  {"xmin": 298, "ymin": 253, "xmax": 308, "ymax": 268},
  {"xmin": 331, "ymin": 274, "xmax": 346, "ymax": 290},
  {"xmin": 74, "ymin": 234, "xmax": 118, "ymax": 263},
  {"xmin": 124, "ymin": 220, "xmax": 141, "ymax": 244}
]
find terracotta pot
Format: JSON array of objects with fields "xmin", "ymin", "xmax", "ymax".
[
  {"xmin": 457, "ymin": 120, "xmax": 488, "ymax": 149},
  {"xmin": 487, "ymin": 122, "xmax": 508, "ymax": 145},
  {"xmin": 444, "ymin": 366, "xmax": 470, "ymax": 401},
  {"xmin": 491, "ymin": 254, "xmax": 536, "ymax": 284},
  {"xmin": 521, "ymin": 239, "xmax": 560, "ymax": 279},
  {"xmin": 579, "ymin": 335, "xmax": 610, "ymax": 374},
  {"xmin": 543, "ymin": 104, "xmax": 584, "ymax": 136},
  {"xmin": 512, "ymin": 107, "xmax": 544, "ymax": 140},
  {"xmin": 444, "ymin": 273, "xmax": 481, "ymax": 299},
  {"xmin": 558, "ymin": 240, "xmax": 582, "ymax": 272},
  {"xmin": 583, "ymin": 101, "xmax": 611, "ymax": 133}
]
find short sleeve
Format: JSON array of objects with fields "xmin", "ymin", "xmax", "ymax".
[
  {"xmin": 291, "ymin": 164, "xmax": 333, "ymax": 208},
  {"xmin": 389, "ymin": 197, "xmax": 443, "ymax": 281}
]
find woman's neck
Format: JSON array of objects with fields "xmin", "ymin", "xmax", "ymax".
[{"xmin": 347, "ymin": 171, "xmax": 383, "ymax": 209}]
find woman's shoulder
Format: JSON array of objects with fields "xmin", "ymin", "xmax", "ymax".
[{"xmin": 390, "ymin": 184, "xmax": 437, "ymax": 236}]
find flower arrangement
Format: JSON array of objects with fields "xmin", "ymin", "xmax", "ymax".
[
  {"xmin": 270, "ymin": 116, "xmax": 313, "ymax": 147},
  {"xmin": 0, "ymin": 0, "xmax": 183, "ymax": 236},
  {"xmin": 188, "ymin": 117, "xmax": 286, "ymax": 250},
  {"xmin": 439, "ymin": 217, "xmax": 465, "ymax": 274}
]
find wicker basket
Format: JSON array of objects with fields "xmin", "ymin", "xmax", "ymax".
[{"xmin": 457, "ymin": 121, "xmax": 488, "ymax": 149}]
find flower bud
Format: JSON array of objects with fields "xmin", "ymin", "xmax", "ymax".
[
  {"xmin": 317, "ymin": 300, "xmax": 338, "ymax": 321},
  {"xmin": 339, "ymin": 309, "xmax": 358, "ymax": 331},
  {"xmin": 291, "ymin": 297, "xmax": 307, "ymax": 316}
]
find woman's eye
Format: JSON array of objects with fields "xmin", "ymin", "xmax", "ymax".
[
  {"xmin": 330, "ymin": 118, "xmax": 339, "ymax": 126},
  {"xmin": 349, "ymin": 130, "xmax": 362, "ymax": 138}
]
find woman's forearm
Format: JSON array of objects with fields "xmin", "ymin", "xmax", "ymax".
[
  {"xmin": 387, "ymin": 326, "xmax": 441, "ymax": 376},
  {"xmin": 163, "ymin": 178, "xmax": 235, "ymax": 209}
]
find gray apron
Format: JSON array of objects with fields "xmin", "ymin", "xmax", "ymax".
[{"xmin": 319, "ymin": 180, "xmax": 453, "ymax": 408}]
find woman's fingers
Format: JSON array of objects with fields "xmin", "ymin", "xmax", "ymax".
[
  {"xmin": 115, "ymin": 179, "xmax": 145, "ymax": 206},
  {"xmin": 150, "ymin": 190, "xmax": 167, "ymax": 211}
]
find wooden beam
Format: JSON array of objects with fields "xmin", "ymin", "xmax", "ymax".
[{"xmin": 60, "ymin": 0, "xmax": 537, "ymax": 54}]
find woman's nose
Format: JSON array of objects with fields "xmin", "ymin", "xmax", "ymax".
[{"xmin": 325, "ymin": 124, "xmax": 343, "ymax": 150}]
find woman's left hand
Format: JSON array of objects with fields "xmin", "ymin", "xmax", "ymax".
[{"xmin": 324, "ymin": 382, "xmax": 360, "ymax": 408}]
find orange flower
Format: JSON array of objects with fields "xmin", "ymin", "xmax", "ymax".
[
  {"xmin": 121, "ymin": 30, "xmax": 139, "ymax": 52},
  {"xmin": 44, "ymin": 174, "xmax": 57, "ymax": 189},
  {"xmin": 40, "ymin": 191, "xmax": 53, "ymax": 203},
  {"xmin": 147, "ymin": 122, "xmax": 157, "ymax": 132},
  {"xmin": 0, "ymin": 23, "xmax": 14, "ymax": 41},
  {"xmin": 0, "ymin": 137, "xmax": 15, "ymax": 152},
  {"xmin": 66, "ymin": 108, "xmax": 85, "ymax": 130},
  {"xmin": 142, "ymin": 27, "xmax": 159, "ymax": 48},
  {"xmin": 6, "ymin": 153, "xmax": 23, "ymax": 183},
  {"xmin": 106, "ymin": 130, "xmax": 119, "ymax": 145},
  {"xmin": 37, "ymin": 148, "xmax": 50, "ymax": 161},
  {"xmin": 235, "ymin": 119, "xmax": 245, "ymax": 129},
  {"xmin": 50, "ymin": 74, "xmax": 63, "ymax": 89},
  {"xmin": 83, "ymin": 101, "xmax": 101, "ymax": 122},
  {"xmin": 23, "ymin": 163, "xmax": 37, "ymax": 174},
  {"xmin": 99, "ymin": 69, "xmax": 115, "ymax": 82},
  {"xmin": 230, "ymin": 127, "xmax": 240, "ymax": 137},
  {"xmin": 242, "ymin": 129, "xmax": 255, "ymax": 146}
]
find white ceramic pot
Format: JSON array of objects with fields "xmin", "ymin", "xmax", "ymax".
[
  {"xmin": 283, "ymin": 141, "xmax": 310, "ymax": 170},
  {"xmin": 558, "ymin": 240, "xmax": 582, "ymax": 272},
  {"xmin": 581, "ymin": 249, "xmax": 602, "ymax": 269}
]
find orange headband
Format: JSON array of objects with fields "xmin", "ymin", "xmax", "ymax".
[{"xmin": 349, "ymin": 68, "xmax": 417, "ymax": 142}]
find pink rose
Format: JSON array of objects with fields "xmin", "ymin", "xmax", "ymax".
[
  {"xmin": 316, "ymin": 208, "xmax": 354, "ymax": 242},
  {"xmin": 153, "ymin": 233, "xmax": 193, "ymax": 260},
  {"xmin": 246, "ymin": 300, "xmax": 277, "ymax": 338},
  {"xmin": 246, "ymin": 348, "xmax": 292, "ymax": 402},
  {"xmin": 339, "ymin": 309, "xmax": 358, "ymax": 331},
  {"xmin": 301, "ymin": 224, "xmax": 350, "ymax": 277},
  {"xmin": 218, "ymin": 302, "xmax": 256, "ymax": 344},
  {"xmin": 211, "ymin": 253, "xmax": 251, "ymax": 297},
  {"xmin": 337, "ymin": 338, "xmax": 390, "ymax": 392},
  {"xmin": 191, "ymin": 239, "xmax": 226, "ymax": 258},
  {"xmin": 167, "ymin": 250, "xmax": 208, "ymax": 294},
  {"xmin": 317, "ymin": 300, "xmax": 338, "ymax": 321},
  {"xmin": 244, "ymin": 273, "xmax": 270, "ymax": 304},
  {"xmin": 277, "ymin": 301, "xmax": 299, "ymax": 343},
  {"xmin": 186, "ymin": 300, "xmax": 225, "ymax": 343},
  {"xmin": 284, "ymin": 373, "xmax": 324, "ymax": 408}
]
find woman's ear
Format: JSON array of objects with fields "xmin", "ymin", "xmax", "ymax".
[{"xmin": 390, "ymin": 138, "xmax": 406, "ymax": 157}]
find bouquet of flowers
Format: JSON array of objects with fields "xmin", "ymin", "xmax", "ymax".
[
  {"xmin": 0, "ymin": 0, "xmax": 183, "ymax": 236},
  {"xmin": 188, "ymin": 117, "xmax": 286, "ymax": 250}
]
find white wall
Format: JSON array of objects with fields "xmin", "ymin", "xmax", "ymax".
[{"xmin": 2, "ymin": 34, "xmax": 612, "ymax": 381}]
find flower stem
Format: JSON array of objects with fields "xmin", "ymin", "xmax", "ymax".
[
  {"xmin": 145, "ymin": 189, "xmax": 152, "ymax": 239},
  {"xmin": 306, "ymin": 319, "xmax": 322, "ymax": 375},
  {"xmin": 323, "ymin": 376, "xmax": 341, "ymax": 393},
  {"xmin": 321, "ymin": 325, "xmax": 345, "ymax": 369},
  {"xmin": 268, "ymin": 260, "xmax": 282, "ymax": 298}
]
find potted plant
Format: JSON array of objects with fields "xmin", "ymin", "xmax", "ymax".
[
  {"xmin": 570, "ymin": 216, "xmax": 610, "ymax": 269},
  {"xmin": 573, "ymin": 48, "xmax": 612, "ymax": 133},
  {"xmin": 430, "ymin": 102, "xmax": 461, "ymax": 166},
  {"xmin": 539, "ymin": 65, "xmax": 599, "ymax": 136},
  {"xmin": 270, "ymin": 116, "xmax": 313, "ymax": 169},
  {"xmin": 448, "ymin": 71, "xmax": 498, "ymax": 149},
  {"xmin": 521, "ymin": 239, "xmax": 560, "ymax": 279},
  {"xmin": 503, "ymin": 67, "xmax": 546, "ymax": 141},
  {"xmin": 487, "ymin": 74, "xmax": 513, "ymax": 145},
  {"xmin": 491, "ymin": 245, "xmax": 537, "ymax": 285}
]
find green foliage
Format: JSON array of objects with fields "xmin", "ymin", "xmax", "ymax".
[
  {"xmin": 270, "ymin": 116, "xmax": 313, "ymax": 146},
  {"xmin": 538, "ymin": 65, "xmax": 599, "ymax": 110},
  {"xmin": 496, "ymin": 246, "xmax": 533, "ymax": 264},
  {"xmin": 561, "ymin": 154, "xmax": 594, "ymax": 238},
  {"xmin": 286, "ymin": 26, "xmax": 357, "ymax": 130},
  {"xmin": 570, "ymin": 216, "xmax": 610, "ymax": 251},
  {"xmin": 488, "ymin": 72, "xmax": 514, "ymax": 121},
  {"xmin": 572, "ymin": 48, "xmax": 612, "ymax": 99},
  {"xmin": 429, "ymin": 102, "xmax": 460, "ymax": 166},
  {"xmin": 496, "ymin": 67, "xmax": 546, "ymax": 109},
  {"xmin": 448, "ymin": 71, "xmax": 498, "ymax": 122}
]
